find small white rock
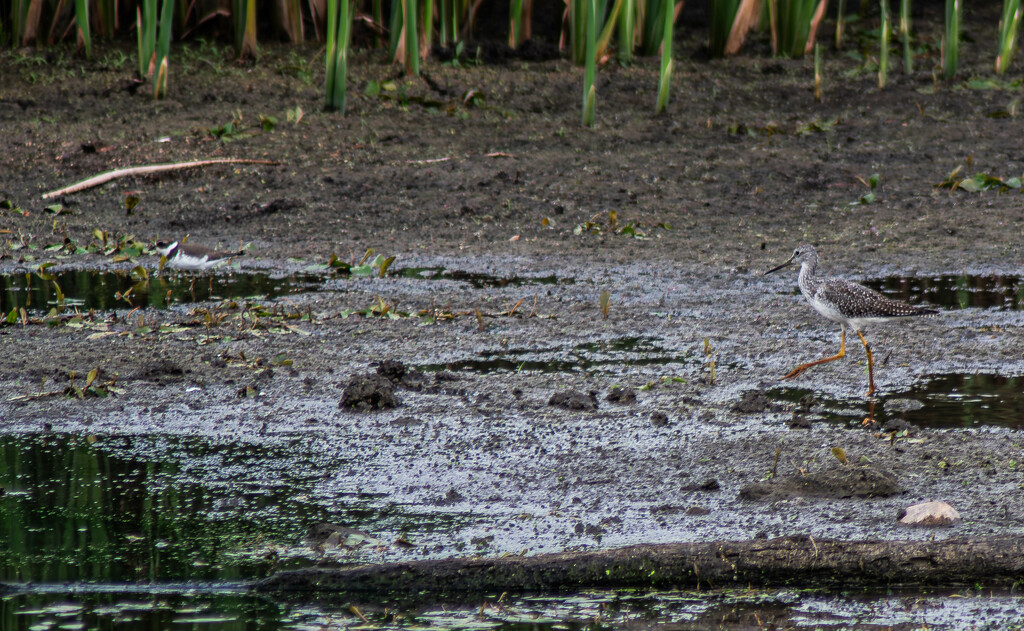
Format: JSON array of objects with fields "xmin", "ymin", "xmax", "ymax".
[{"xmin": 899, "ymin": 501, "xmax": 961, "ymax": 526}]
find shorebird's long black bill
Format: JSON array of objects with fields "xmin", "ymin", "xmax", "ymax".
[{"xmin": 764, "ymin": 254, "xmax": 796, "ymax": 276}]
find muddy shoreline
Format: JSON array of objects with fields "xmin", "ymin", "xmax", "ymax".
[{"xmin": 3, "ymin": 4, "xmax": 1024, "ymax": 599}]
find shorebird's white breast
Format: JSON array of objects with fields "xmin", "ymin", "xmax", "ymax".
[{"xmin": 168, "ymin": 253, "xmax": 213, "ymax": 270}]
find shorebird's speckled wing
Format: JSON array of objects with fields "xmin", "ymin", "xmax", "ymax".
[{"xmin": 815, "ymin": 279, "xmax": 936, "ymax": 319}]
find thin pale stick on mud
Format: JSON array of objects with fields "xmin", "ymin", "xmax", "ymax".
[{"xmin": 41, "ymin": 158, "xmax": 280, "ymax": 199}]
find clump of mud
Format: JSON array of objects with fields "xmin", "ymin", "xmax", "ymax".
[
  {"xmin": 548, "ymin": 390, "xmax": 599, "ymax": 410},
  {"xmin": 739, "ymin": 467, "xmax": 901, "ymax": 502},
  {"xmin": 606, "ymin": 386, "xmax": 637, "ymax": 404},
  {"xmin": 340, "ymin": 373, "xmax": 399, "ymax": 411}
]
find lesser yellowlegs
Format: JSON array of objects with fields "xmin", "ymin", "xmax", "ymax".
[{"xmin": 765, "ymin": 244, "xmax": 937, "ymax": 396}]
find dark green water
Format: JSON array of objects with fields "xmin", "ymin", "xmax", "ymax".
[
  {"xmin": 0, "ymin": 271, "xmax": 323, "ymax": 313},
  {"xmin": 770, "ymin": 373, "xmax": 1024, "ymax": 428},
  {"xmin": 0, "ymin": 435, "xmax": 1019, "ymax": 629},
  {"xmin": 864, "ymin": 274, "xmax": 1024, "ymax": 310}
]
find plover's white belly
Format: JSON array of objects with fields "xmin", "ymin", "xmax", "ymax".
[{"xmin": 169, "ymin": 254, "xmax": 222, "ymax": 271}]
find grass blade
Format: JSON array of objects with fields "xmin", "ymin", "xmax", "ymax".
[
  {"xmin": 879, "ymin": 0, "xmax": 889, "ymax": 88},
  {"xmin": 771, "ymin": 0, "xmax": 825, "ymax": 57},
  {"xmin": 404, "ymin": 0, "xmax": 420, "ymax": 75},
  {"xmin": 813, "ymin": 41, "xmax": 822, "ymax": 101},
  {"xmin": 325, "ymin": 0, "xmax": 354, "ymax": 112},
  {"xmin": 74, "ymin": 0, "xmax": 91, "ymax": 57},
  {"xmin": 596, "ymin": 0, "xmax": 626, "ymax": 58},
  {"xmin": 616, "ymin": 0, "xmax": 635, "ymax": 61},
  {"xmin": 996, "ymin": 0, "xmax": 1022, "ymax": 74},
  {"xmin": 942, "ymin": 0, "xmax": 960, "ymax": 80},
  {"xmin": 900, "ymin": 0, "xmax": 912, "ymax": 72},
  {"xmin": 656, "ymin": 0, "xmax": 672, "ymax": 112},
  {"xmin": 834, "ymin": 0, "xmax": 844, "ymax": 47},
  {"xmin": 582, "ymin": 0, "xmax": 596, "ymax": 126},
  {"xmin": 509, "ymin": 0, "xmax": 523, "ymax": 46},
  {"xmin": 154, "ymin": 0, "xmax": 174, "ymax": 99},
  {"xmin": 137, "ymin": 1, "xmax": 156, "ymax": 79},
  {"xmin": 280, "ymin": 0, "xmax": 304, "ymax": 42}
]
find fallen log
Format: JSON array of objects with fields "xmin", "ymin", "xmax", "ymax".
[{"xmin": 255, "ymin": 535, "xmax": 1024, "ymax": 601}]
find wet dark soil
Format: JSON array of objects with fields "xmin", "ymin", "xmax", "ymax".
[{"xmin": 3, "ymin": 1, "xmax": 1024, "ymax": 591}]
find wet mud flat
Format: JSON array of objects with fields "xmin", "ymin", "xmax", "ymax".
[{"xmin": 4, "ymin": 3, "xmax": 1024, "ymax": 624}]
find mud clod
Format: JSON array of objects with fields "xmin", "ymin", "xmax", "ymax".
[
  {"xmin": 377, "ymin": 360, "xmax": 407, "ymax": 382},
  {"xmin": 339, "ymin": 373, "xmax": 399, "ymax": 411},
  {"xmin": 739, "ymin": 467, "xmax": 900, "ymax": 502},
  {"xmin": 732, "ymin": 390, "xmax": 779, "ymax": 414},
  {"xmin": 789, "ymin": 412, "xmax": 813, "ymax": 429},
  {"xmin": 682, "ymin": 478, "xmax": 721, "ymax": 492},
  {"xmin": 606, "ymin": 386, "xmax": 637, "ymax": 404},
  {"xmin": 548, "ymin": 390, "xmax": 598, "ymax": 411}
]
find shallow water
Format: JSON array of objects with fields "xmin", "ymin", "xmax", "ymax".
[
  {"xmin": 4, "ymin": 584, "xmax": 1023, "ymax": 630},
  {"xmin": 0, "ymin": 270, "xmax": 323, "ymax": 313},
  {"xmin": 864, "ymin": 274, "xmax": 1024, "ymax": 310},
  {"xmin": 769, "ymin": 372, "xmax": 1024, "ymax": 428},
  {"xmin": 2, "ymin": 434, "xmax": 1022, "ymax": 629}
]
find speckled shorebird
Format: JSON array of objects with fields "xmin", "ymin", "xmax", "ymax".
[
  {"xmin": 155, "ymin": 240, "xmax": 244, "ymax": 272},
  {"xmin": 765, "ymin": 244, "xmax": 937, "ymax": 396}
]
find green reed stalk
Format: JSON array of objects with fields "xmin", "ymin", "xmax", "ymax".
[
  {"xmin": 281, "ymin": 0, "xmax": 304, "ymax": 42},
  {"xmin": 834, "ymin": 0, "xmax": 844, "ymax": 48},
  {"xmin": 900, "ymin": 0, "xmax": 912, "ymax": 72},
  {"xmin": 639, "ymin": 0, "xmax": 666, "ymax": 55},
  {"xmin": 943, "ymin": 0, "xmax": 960, "ymax": 79},
  {"xmin": 878, "ymin": 0, "xmax": 889, "ymax": 88},
  {"xmin": 656, "ymin": 0, "xmax": 672, "ymax": 113},
  {"xmin": 439, "ymin": 0, "xmax": 453, "ymax": 46},
  {"xmin": 153, "ymin": 0, "xmax": 173, "ymax": 99},
  {"xmin": 405, "ymin": 0, "xmax": 420, "ymax": 75},
  {"xmin": 137, "ymin": 0, "xmax": 156, "ymax": 79},
  {"xmin": 94, "ymin": 0, "xmax": 116, "ymax": 38},
  {"xmin": 233, "ymin": 0, "xmax": 257, "ymax": 58},
  {"xmin": 772, "ymin": 0, "xmax": 821, "ymax": 57},
  {"xmin": 582, "ymin": 0, "xmax": 596, "ymax": 126},
  {"xmin": 12, "ymin": 0, "xmax": 41, "ymax": 47},
  {"xmin": 569, "ymin": 0, "xmax": 587, "ymax": 64},
  {"xmin": 710, "ymin": 0, "xmax": 740, "ymax": 57},
  {"xmin": 996, "ymin": 0, "xmax": 1022, "ymax": 74},
  {"xmin": 421, "ymin": 0, "xmax": 433, "ymax": 53},
  {"xmin": 373, "ymin": 0, "xmax": 384, "ymax": 46},
  {"xmin": 813, "ymin": 41, "xmax": 822, "ymax": 101},
  {"xmin": 326, "ymin": 0, "xmax": 354, "ymax": 112},
  {"xmin": 390, "ymin": 0, "xmax": 403, "ymax": 54},
  {"xmin": 596, "ymin": 0, "xmax": 626, "ymax": 57},
  {"xmin": 510, "ymin": 0, "xmax": 523, "ymax": 46},
  {"xmin": 616, "ymin": 0, "xmax": 635, "ymax": 61},
  {"xmin": 74, "ymin": 0, "xmax": 90, "ymax": 57}
]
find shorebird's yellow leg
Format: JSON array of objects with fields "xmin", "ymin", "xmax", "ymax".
[
  {"xmin": 856, "ymin": 330, "xmax": 875, "ymax": 397},
  {"xmin": 782, "ymin": 329, "xmax": 847, "ymax": 381}
]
